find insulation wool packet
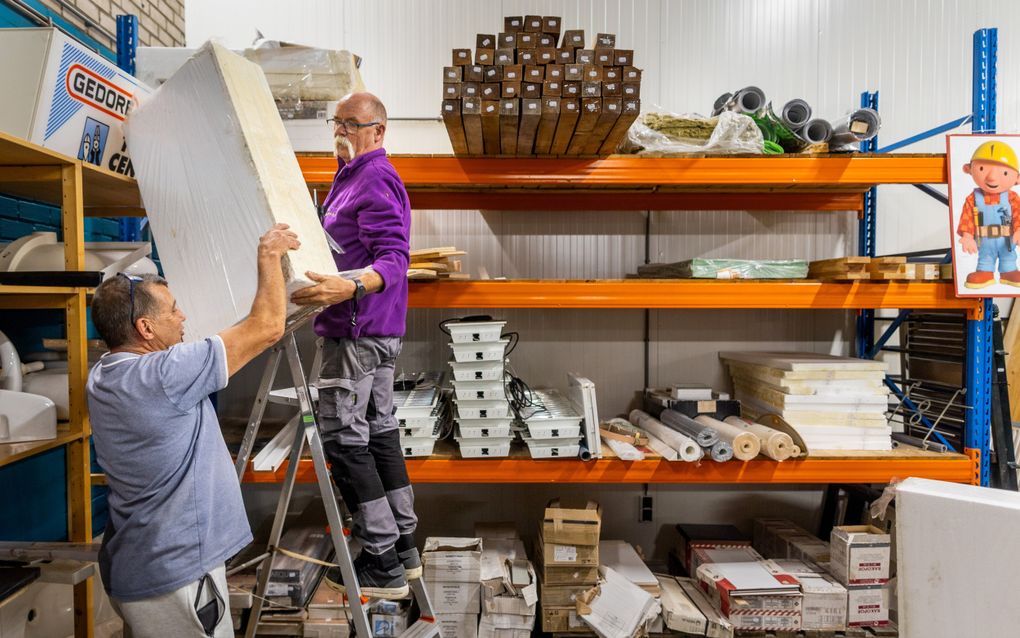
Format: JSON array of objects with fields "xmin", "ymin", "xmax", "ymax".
[{"xmin": 125, "ymin": 41, "xmax": 338, "ymax": 341}]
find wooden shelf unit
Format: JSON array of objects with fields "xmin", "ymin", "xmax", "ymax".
[{"xmin": 0, "ymin": 131, "xmax": 138, "ymax": 637}]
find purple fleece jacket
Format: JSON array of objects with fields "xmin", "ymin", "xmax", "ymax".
[{"xmin": 313, "ymin": 148, "xmax": 411, "ymax": 340}]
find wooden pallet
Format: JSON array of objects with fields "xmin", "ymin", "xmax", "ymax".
[{"xmin": 809, "ymin": 257, "xmax": 940, "ymax": 282}]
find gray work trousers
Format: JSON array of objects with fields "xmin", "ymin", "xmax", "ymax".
[
  {"xmin": 112, "ymin": 565, "xmax": 231, "ymax": 638},
  {"xmin": 317, "ymin": 336, "xmax": 417, "ymax": 555}
]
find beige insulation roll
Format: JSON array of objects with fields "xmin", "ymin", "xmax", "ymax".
[
  {"xmin": 724, "ymin": 415, "xmax": 796, "ymax": 461},
  {"xmin": 695, "ymin": 415, "xmax": 760, "ymax": 461},
  {"xmin": 628, "ymin": 410, "xmax": 703, "ymax": 462}
]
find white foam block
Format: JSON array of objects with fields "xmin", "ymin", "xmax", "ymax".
[
  {"xmin": 896, "ymin": 478, "xmax": 1020, "ymax": 637},
  {"xmin": 125, "ymin": 42, "xmax": 338, "ymax": 341}
]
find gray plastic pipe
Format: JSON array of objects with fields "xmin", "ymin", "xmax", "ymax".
[
  {"xmin": 710, "ymin": 440, "xmax": 734, "ymax": 462},
  {"xmin": 798, "ymin": 119, "xmax": 834, "ymax": 144},
  {"xmin": 711, "ymin": 86, "xmax": 766, "ymax": 116},
  {"xmin": 780, "ymin": 99, "xmax": 812, "ymax": 128}
]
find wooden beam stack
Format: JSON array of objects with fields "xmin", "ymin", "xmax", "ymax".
[
  {"xmin": 408, "ymin": 246, "xmax": 469, "ymax": 280},
  {"xmin": 442, "ymin": 16, "xmax": 642, "ymax": 156},
  {"xmin": 808, "ymin": 257, "xmax": 942, "ymax": 282}
]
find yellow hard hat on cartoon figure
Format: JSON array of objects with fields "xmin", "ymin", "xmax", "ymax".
[{"xmin": 970, "ymin": 140, "xmax": 1019, "ymax": 172}]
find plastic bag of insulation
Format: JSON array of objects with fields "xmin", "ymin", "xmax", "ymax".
[{"xmin": 622, "ymin": 109, "xmax": 764, "ymax": 155}]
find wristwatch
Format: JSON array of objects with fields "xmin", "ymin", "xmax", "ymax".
[{"xmin": 353, "ymin": 278, "xmax": 368, "ymax": 301}]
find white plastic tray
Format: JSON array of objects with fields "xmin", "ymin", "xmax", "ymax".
[
  {"xmin": 449, "ymin": 339, "xmax": 509, "ymax": 363},
  {"xmin": 456, "ymin": 438, "xmax": 514, "ymax": 458},
  {"xmin": 400, "ymin": 437, "xmax": 437, "ymax": 458},
  {"xmin": 520, "ymin": 432, "xmax": 582, "ymax": 459},
  {"xmin": 446, "ymin": 320, "xmax": 507, "ymax": 344},
  {"xmin": 454, "ymin": 399, "xmax": 511, "ymax": 419},
  {"xmin": 450, "ymin": 359, "xmax": 506, "ymax": 382},
  {"xmin": 523, "ymin": 421, "xmax": 582, "ymax": 439},
  {"xmin": 451, "ymin": 378, "xmax": 506, "ymax": 401},
  {"xmin": 398, "ymin": 422, "xmax": 438, "ymax": 438},
  {"xmin": 455, "ymin": 421, "xmax": 513, "ymax": 439}
]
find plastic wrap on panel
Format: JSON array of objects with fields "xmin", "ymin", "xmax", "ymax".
[
  {"xmin": 242, "ymin": 40, "xmax": 365, "ymax": 103},
  {"xmin": 125, "ymin": 42, "xmax": 339, "ymax": 342},
  {"xmin": 623, "ymin": 110, "xmax": 764, "ymax": 155},
  {"xmin": 636, "ymin": 259, "xmax": 808, "ymax": 280}
]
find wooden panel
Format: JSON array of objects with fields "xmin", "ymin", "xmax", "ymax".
[{"xmin": 61, "ymin": 164, "xmax": 84, "ymax": 271}]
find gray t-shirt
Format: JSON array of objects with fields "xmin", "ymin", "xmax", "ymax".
[{"xmin": 87, "ymin": 336, "xmax": 252, "ymax": 601}]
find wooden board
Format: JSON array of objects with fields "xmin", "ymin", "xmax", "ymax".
[
  {"xmin": 441, "ymin": 99, "xmax": 469, "ymax": 155},
  {"xmin": 550, "ymin": 98, "xmax": 580, "ymax": 155},
  {"xmin": 582, "ymin": 97, "xmax": 622, "ymax": 154},
  {"xmin": 597, "ymin": 98, "xmax": 640, "ymax": 155},
  {"xmin": 566, "ymin": 97, "xmax": 602, "ymax": 155},
  {"xmin": 534, "ymin": 97, "xmax": 560, "ymax": 154},
  {"xmin": 720, "ymin": 351, "xmax": 888, "ymax": 371},
  {"xmin": 461, "ymin": 98, "xmax": 484, "ymax": 155},
  {"xmin": 481, "ymin": 100, "xmax": 501, "ymax": 154},
  {"xmin": 516, "ymin": 98, "xmax": 542, "ymax": 155},
  {"xmin": 500, "ymin": 98, "xmax": 520, "ymax": 154}
]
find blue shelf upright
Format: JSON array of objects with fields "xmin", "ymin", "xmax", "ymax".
[
  {"xmin": 964, "ymin": 28, "xmax": 998, "ymax": 487},
  {"xmin": 115, "ymin": 14, "xmax": 143, "ymax": 243}
]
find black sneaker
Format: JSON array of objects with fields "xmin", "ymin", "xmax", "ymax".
[
  {"xmin": 324, "ymin": 549, "xmax": 409, "ymax": 599},
  {"xmin": 396, "ymin": 533, "xmax": 422, "ymax": 580}
]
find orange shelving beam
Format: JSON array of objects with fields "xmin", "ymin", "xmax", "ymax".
[
  {"xmin": 242, "ymin": 455, "xmax": 975, "ymax": 485},
  {"xmin": 406, "ymin": 280, "xmax": 983, "ymax": 318}
]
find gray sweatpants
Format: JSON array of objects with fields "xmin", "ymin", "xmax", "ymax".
[
  {"xmin": 317, "ymin": 337, "xmax": 417, "ymax": 555},
  {"xmin": 112, "ymin": 565, "xmax": 231, "ymax": 638}
]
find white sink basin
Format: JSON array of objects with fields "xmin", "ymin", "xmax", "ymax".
[{"xmin": 0, "ymin": 390, "xmax": 56, "ymax": 443}]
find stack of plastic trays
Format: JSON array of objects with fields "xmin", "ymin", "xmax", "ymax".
[
  {"xmin": 394, "ymin": 371, "xmax": 446, "ymax": 457},
  {"xmin": 446, "ymin": 320, "xmax": 515, "ymax": 458},
  {"xmin": 520, "ymin": 389, "xmax": 584, "ymax": 458}
]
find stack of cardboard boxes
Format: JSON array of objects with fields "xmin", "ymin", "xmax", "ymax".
[
  {"xmin": 536, "ymin": 501, "xmax": 602, "ymax": 633},
  {"xmin": 476, "ymin": 523, "xmax": 537, "ymax": 638},
  {"xmin": 830, "ymin": 525, "xmax": 893, "ymax": 628},
  {"xmin": 422, "ymin": 537, "xmax": 484, "ymax": 638}
]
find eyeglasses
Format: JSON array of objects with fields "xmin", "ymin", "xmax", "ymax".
[
  {"xmin": 117, "ymin": 272, "xmax": 143, "ymax": 325},
  {"xmin": 326, "ymin": 117, "xmax": 382, "ymax": 134}
]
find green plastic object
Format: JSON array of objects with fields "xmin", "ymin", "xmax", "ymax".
[{"xmin": 636, "ymin": 259, "xmax": 809, "ymax": 280}]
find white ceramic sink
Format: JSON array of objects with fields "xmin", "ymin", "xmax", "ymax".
[{"xmin": 0, "ymin": 390, "xmax": 56, "ymax": 443}]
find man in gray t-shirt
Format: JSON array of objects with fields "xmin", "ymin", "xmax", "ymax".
[{"xmin": 87, "ymin": 224, "xmax": 301, "ymax": 637}]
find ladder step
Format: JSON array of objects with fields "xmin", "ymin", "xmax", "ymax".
[{"xmin": 400, "ymin": 618, "xmax": 441, "ymax": 638}]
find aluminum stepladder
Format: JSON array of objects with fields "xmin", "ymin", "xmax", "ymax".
[{"xmin": 232, "ymin": 321, "xmax": 439, "ymax": 638}]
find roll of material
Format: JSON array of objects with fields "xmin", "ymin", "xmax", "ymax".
[
  {"xmin": 660, "ymin": 409, "xmax": 719, "ymax": 447},
  {"xmin": 724, "ymin": 416, "xmax": 795, "ymax": 461},
  {"xmin": 710, "ymin": 440, "xmax": 734, "ymax": 462},
  {"xmin": 711, "ymin": 86, "xmax": 766, "ymax": 116},
  {"xmin": 780, "ymin": 99, "xmax": 812, "ymax": 128},
  {"xmin": 797, "ymin": 118, "xmax": 833, "ymax": 144},
  {"xmin": 578, "ymin": 443, "xmax": 594, "ymax": 461},
  {"xmin": 695, "ymin": 414, "xmax": 761, "ymax": 461},
  {"xmin": 629, "ymin": 410, "xmax": 702, "ymax": 462},
  {"xmin": 603, "ymin": 437, "xmax": 644, "ymax": 461},
  {"xmin": 829, "ymin": 107, "xmax": 881, "ymax": 147}
]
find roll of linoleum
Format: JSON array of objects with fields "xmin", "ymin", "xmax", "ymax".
[
  {"xmin": 695, "ymin": 414, "xmax": 760, "ymax": 461},
  {"xmin": 724, "ymin": 415, "xmax": 796, "ymax": 461},
  {"xmin": 660, "ymin": 409, "xmax": 719, "ymax": 447},
  {"xmin": 629, "ymin": 410, "xmax": 702, "ymax": 462}
]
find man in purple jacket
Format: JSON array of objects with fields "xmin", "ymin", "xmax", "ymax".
[{"xmin": 291, "ymin": 92, "xmax": 416, "ymax": 599}]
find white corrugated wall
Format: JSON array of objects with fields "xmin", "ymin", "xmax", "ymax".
[{"xmin": 189, "ymin": 0, "xmax": 1018, "ymax": 548}]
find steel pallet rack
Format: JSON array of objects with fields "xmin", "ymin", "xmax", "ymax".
[{"xmin": 268, "ymin": 37, "xmax": 999, "ymax": 488}]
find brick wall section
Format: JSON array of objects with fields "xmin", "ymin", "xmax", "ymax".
[{"xmin": 34, "ymin": 0, "xmax": 184, "ymax": 49}]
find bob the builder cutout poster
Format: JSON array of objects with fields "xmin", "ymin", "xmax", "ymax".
[{"xmin": 948, "ymin": 134, "xmax": 1020, "ymax": 297}]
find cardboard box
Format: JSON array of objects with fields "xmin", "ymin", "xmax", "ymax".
[
  {"xmin": 541, "ymin": 540, "xmax": 599, "ymax": 566},
  {"xmin": 370, "ymin": 613, "xmax": 407, "ymax": 637},
  {"xmin": 696, "ymin": 562, "xmax": 802, "ymax": 632},
  {"xmin": 425, "ymin": 580, "xmax": 481, "ymax": 614},
  {"xmin": 540, "ymin": 563, "xmax": 599, "ymax": 586},
  {"xmin": 657, "ymin": 575, "xmax": 707, "ymax": 635},
  {"xmin": 675, "ymin": 577, "xmax": 735, "ymax": 638},
  {"xmin": 436, "ymin": 613, "xmax": 479, "ymax": 638},
  {"xmin": 303, "ymin": 619, "xmax": 349, "ymax": 638},
  {"xmin": 476, "ymin": 611, "xmax": 534, "ymax": 631},
  {"xmin": 847, "ymin": 584, "xmax": 890, "ymax": 627},
  {"xmin": 422, "ymin": 537, "xmax": 483, "ymax": 582},
  {"xmin": 124, "ymin": 42, "xmax": 337, "ymax": 342},
  {"xmin": 542, "ymin": 501, "xmax": 601, "ymax": 546},
  {"xmin": 476, "ymin": 621, "xmax": 530, "ymax": 638},
  {"xmin": 541, "ymin": 607, "xmax": 589, "ymax": 633},
  {"xmin": 799, "ymin": 574, "xmax": 848, "ymax": 631},
  {"xmin": 689, "ymin": 545, "xmax": 763, "ymax": 577},
  {"xmin": 0, "ymin": 28, "xmax": 152, "ymax": 174},
  {"xmin": 675, "ymin": 524, "xmax": 749, "ymax": 574},
  {"xmin": 481, "ymin": 560, "xmax": 537, "ymax": 616},
  {"xmin": 830, "ymin": 525, "xmax": 890, "ymax": 585},
  {"xmin": 539, "ymin": 584, "xmax": 588, "ymax": 607}
]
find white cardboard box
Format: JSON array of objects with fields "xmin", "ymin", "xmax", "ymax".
[
  {"xmin": 896, "ymin": 477, "xmax": 1020, "ymax": 637},
  {"xmin": 0, "ymin": 28, "xmax": 152, "ymax": 174},
  {"xmin": 422, "ymin": 537, "xmax": 483, "ymax": 582},
  {"xmin": 476, "ymin": 621, "xmax": 529, "ymax": 638},
  {"xmin": 847, "ymin": 584, "xmax": 890, "ymax": 627},
  {"xmin": 435, "ymin": 613, "xmax": 479, "ymax": 638},
  {"xmin": 125, "ymin": 41, "xmax": 338, "ymax": 341},
  {"xmin": 424, "ymin": 580, "xmax": 481, "ymax": 614},
  {"xmin": 798, "ymin": 574, "xmax": 847, "ymax": 631},
  {"xmin": 830, "ymin": 525, "xmax": 890, "ymax": 585},
  {"xmin": 675, "ymin": 577, "xmax": 734, "ymax": 638},
  {"xmin": 696, "ymin": 561, "xmax": 801, "ymax": 631}
]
